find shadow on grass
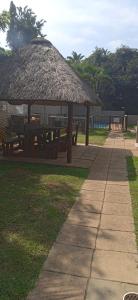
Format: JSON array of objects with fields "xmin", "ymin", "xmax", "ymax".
[
  {"xmin": 0, "ymin": 161, "xmax": 88, "ymax": 300},
  {"xmin": 127, "ymin": 156, "xmax": 137, "ymax": 181}
]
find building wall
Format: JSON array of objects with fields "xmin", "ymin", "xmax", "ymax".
[
  {"xmin": 127, "ymin": 115, "xmax": 138, "ymax": 126},
  {"xmin": 100, "ymin": 110, "xmax": 124, "ymax": 117}
]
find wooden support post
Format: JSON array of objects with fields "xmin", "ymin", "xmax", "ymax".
[
  {"xmin": 85, "ymin": 105, "xmax": 90, "ymax": 146},
  {"xmin": 126, "ymin": 115, "xmax": 128, "ymax": 131},
  {"xmin": 136, "ymin": 121, "xmax": 138, "ymax": 146},
  {"xmin": 109, "ymin": 116, "xmax": 111, "ymax": 130},
  {"xmin": 123, "ymin": 115, "xmax": 128, "ymax": 132},
  {"xmin": 121, "ymin": 116, "xmax": 124, "ymax": 131},
  {"xmin": 28, "ymin": 104, "xmax": 31, "ymax": 124},
  {"xmin": 67, "ymin": 103, "xmax": 73, "ymax": 163},
  {"xmin": 122, "ymin": 116, "xmax": 125, "ymax": 131},
  {"xmin": 91, "ymin": 115, "xmax": 94, "ymax": 129}
]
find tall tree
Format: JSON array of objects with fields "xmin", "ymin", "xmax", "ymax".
[
  {"xmin": 115, "ymin": 45, "xmax": 137, "ymax": 73},
  {"xmin": 87, "ymin": 47, "xmax": 110, "ymax": 67},
  {"xmin": 7, "ymin": 1, "xmax": 46, "ymax": 50},
  {"xmin": 69, "ymin": 60, "xmax": 115, "ymax": 100},
  {"xmin": 67, "ymin": 51, "xmax": 84, "ymax": 64},
  {"xmin": 0, "ymin": 10, "xmax": 10, "ymax": 32}
]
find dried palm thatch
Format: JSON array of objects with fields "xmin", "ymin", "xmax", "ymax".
[{"xmin": 0, "ymin": 39, "xmax": 101, "ymax": 106}]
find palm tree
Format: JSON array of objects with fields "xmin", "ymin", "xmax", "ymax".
[{"xmin": 67, "ymin": 51, "xmax": 84, "ymax": 63}]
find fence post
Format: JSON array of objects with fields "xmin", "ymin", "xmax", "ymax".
[
  {"xmin": 85, "ymin": 105, "xmax": 90, "ymax": 146},
  {"xmin": 109, "ymin": 116, "xmax": 111, "ymax": 130},
  {"xmin": 67, "ymin": 103, "xmax": 73, "ymax": 163},
  {"xmin": 135, "ymin": 121, "xmax": 138, "ymax": 147}
]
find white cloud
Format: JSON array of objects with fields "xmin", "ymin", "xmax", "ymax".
[
  {"xmin": 108, "ymin": 40, "xmax": 124, "ymax": 51},
  {"xmin": 0, "ymin": 0, "xmax": 138, "ymax": 56}
]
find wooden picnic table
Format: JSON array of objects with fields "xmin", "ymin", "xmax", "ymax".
[
  {"xmin": 23, "ymin": 126, "xmax": 63, "ymax": 158},
  {"xmin": 2, "ymin": 135, "xmax": 24, "ymax": 156},
  {"xmin": 2, "ymin": 124, "xmax": 78, "ymax": 159}
]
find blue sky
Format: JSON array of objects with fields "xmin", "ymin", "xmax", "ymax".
[{"xmin": 0, "ymin": 0, "xmax": 138, "ymax": 57}]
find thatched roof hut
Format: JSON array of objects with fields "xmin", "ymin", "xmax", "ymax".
[
  {"xmin": 0, "ymin": 39, "xmax": 100, "ymax": 106},
  {"xmin": 0, "ymin": 39, "xmax": 101, "ymax": 163}
]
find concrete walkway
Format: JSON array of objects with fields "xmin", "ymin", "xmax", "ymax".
[{"xmin": 27, "ymin": 132, "xmax": 138, "ymax": 300}]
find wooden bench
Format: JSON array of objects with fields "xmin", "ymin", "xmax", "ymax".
[
  {"xmin": 58, "ymin": 128, "xmax": 67, "ymax": 152},
  {"xmin": 58, "ymin": 125, "xmax": 79, "ymax": 152},
  {"xmin": 2, "ymin": 135, "xmax": 24, "ymax": 156},
  {"xmin": 23, "ymin": 128, "xmax": 59, "ymax": 159}
]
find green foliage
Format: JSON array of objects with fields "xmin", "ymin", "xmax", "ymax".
[
  {"xmin": 0, "ymin": 47, "xmax": 12, "ymax": 62},
  {"xmin": 127, "ymin": 156, "xmax": 138, "ymax": 247},
  {"xmin": 0, "ymin": 47, "xmax": 12, "ymax": 57},
  {"xmin": 67, "ymin": 45, "xmax": 138, "ymax": 113},
  {"xmin": 7, "ymin": 1, "xmax": 46, "ymax": 50},
  {"xmin": 67, "ymin": 51, "xmax": 84, "ymax": 63},
  {"xmin": 69, "ymin": 59, "xmax": 115, "ymax": 100},
  {"xmin": 78, "ymin": 128, "xmax": 108, "ymax": 145},
  {"xmin": 124, "ymin": 130, "xmax": 136, "ymax": 139},
  {"xmin": 0, "ymin": 10, "xmax": 10, "ymax": 32},
  {"xmin": 87, "ymin": 47, "xmax": 110, "ymax": 67}
]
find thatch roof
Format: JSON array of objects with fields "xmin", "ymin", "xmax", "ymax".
[{"xmin": 0, "ymin": 39, "xmax": 101, "ymax": 106}]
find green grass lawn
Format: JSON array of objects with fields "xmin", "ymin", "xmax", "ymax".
[
  {"xmin": 127, "ymin": 156, "xmax": 138, "ymax": 247},
  {"xmin": 0, "ymin": 161, "xmax": 88, "ymax": 300},
  {"xmin": 77, "ymin": 128, "xmax": 109, "ymax": 145}
]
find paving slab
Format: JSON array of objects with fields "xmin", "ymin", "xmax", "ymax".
[
  {"xmin": 107, "ymin": 180, "xmax": 129, "ymax": 186},
  {"xmin": 80, "ymin": 190, "xmax": 104, "ymax": 202},
  {"xmin": 109, "ymin": 165, "xmax": 127, "ymax": 170},
  {"xmin": 27, "ymin": 271, "xmax": 87, "ymax": 300},
  {"xmin": 91, "ymin": 250, "xmax": 138, "ymax": 284},
  {"xmin": 72, "ymin": 159, "xmax": 92, "ymax": 168},
  {"xmin": 96, "ymin": 229, "xmax": 137, "ymax": 253},
  {"xmin": 73, "ymin": 199, "xmax": 103, "ymax": 213},
  {"xmin": 108, "ymin": 170, "xmax": 128, "ymax": 177},
  {"xmin": 44, "ymin": 243, "xmax": 92, "ymax": 277},
  {"xmin": 57, "ymin": 223, "xmax": 97, "ymax": 248},
  {"xmin": 108, "ymin": 167, "xmax": 127, "ymax": 173},
  {"xmin": 107, "ymin": 176, "xmax": 128, "ymax": 183},
  {"xmin": 86, "ymin": 278, "xmax": 138, "ymax": 300},
  {"xmin": 82, "ymin": 182, "xmax": 106, "ymax": 192},
  {"xmin": 111, "ymin": 155, "xmax": 126, "ymax": 159},
  {"xmin": 104, "ymin": 192, "xmax": 131, "ymax": 204},
  {"xmin": 88, "ymin": 172, "xmax": 108, "ymax": 180},
  {"xmin": 85, "ymin": 179, "xmax": 107, "ymax": 185},
  {"xmin": 110, "ymin": 158, "xmax": 126, "ymax": 163},
  {"xmin": 105, "ymin": 184, "xmax": 130, "ymax": 194},
  {"xmin": 100, "ymin": 214, "xmax": 135, "ymax": 231},
  {"xmin": 102, "ymin": 202, "xmax": 132, "ymax": 216},
  {"xmin": 91, "ymin": 165, "xmax": 109, "ymax": 171},
  {"xmin": 67, "ymin": 210, "xmax": 100, "ymax": 228}
]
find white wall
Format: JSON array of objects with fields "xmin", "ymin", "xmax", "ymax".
[
  {"xmin": 31, "ymin": 104, "xmax": 102, "ymax": 124},
  {"xmin": 31, "ymin": 105, "xmax": 67, "ymax": 125}
]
